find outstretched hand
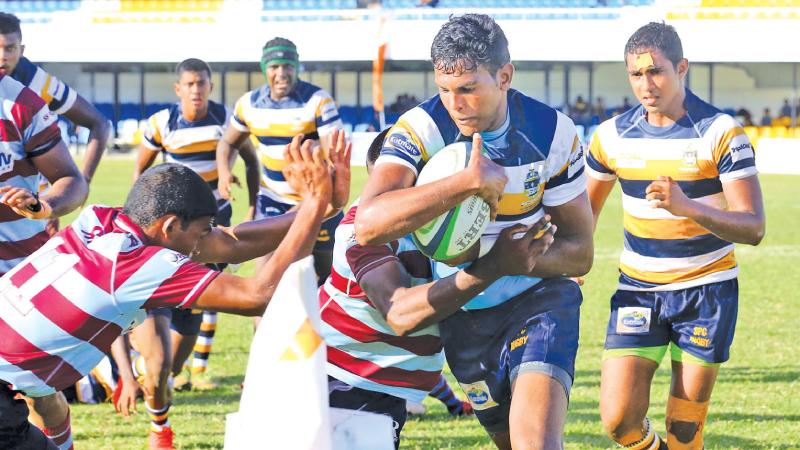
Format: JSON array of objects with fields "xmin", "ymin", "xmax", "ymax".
[{"xmin": 327, "ymin": 128, "xmax": 352, "ymax": 210}]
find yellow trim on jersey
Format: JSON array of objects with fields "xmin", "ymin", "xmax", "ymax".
[
  {"xmin": 623, "ymin": 212, "xmax": 710, "ymax": 240},
  {"xmin": 620, "ymin": 251, "xmax": 737, "ymax": 284},
  {"xmin": 163, "ymin": 139, "xmax": 218, "ymax": 154},
  {"xmin": 40, "ymin": 75, "xmax": 54, "ymax": 104},
  {"xmin": 197, "ymin": 168, "xmax": 218, "ymax": 182},
  {"xmin": 392, "ymin": 119, "xmax": 430, "ymax": 162},
  {"xmin": 713, "ymin": 126, "xmax": 747, "ymax": 162},
  {"xmin": 316, "ymin": 97, "xmax": 334, "ymax": 115},
  {"xmin": 250, "ymin": 121, "xmax": 316, "ymax": 137},
  {"xmin": 149, "ymin": 115, "xmax": 162, "ymax": 145},
  {"xmin": 497, "ymin": 191, "xmax": 544, "ymax": 216},
  {"xmin": 262, "ymin": 154, "xmax": 287, "ymax": 171},
  {"xmin": 616, "ymin": 160, "xmax": 717, "ymax": 181}
]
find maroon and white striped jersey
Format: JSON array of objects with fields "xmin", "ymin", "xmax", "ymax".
[
  {"xmin": 0, "ymin": 74, "xmax": 63, "ymax": 275},
  {"xmin": 0, "ymin": 205, "xmax": 219, "ymax": 397},
  {"xmin": 320, "ymin": 204, "xmax": 443, "ymax": 403}
]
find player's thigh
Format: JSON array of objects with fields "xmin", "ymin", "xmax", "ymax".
[
  {"xmin": 508, "ymin": 372, "xmax": 568, "ymax": 450},
  {"xmin": 600, "ymin": 356, "xmax": 659, "ymax": 428}
]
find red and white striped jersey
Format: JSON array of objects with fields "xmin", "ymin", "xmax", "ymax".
[
  {"xmin": 0, "ymin": 74, "xmax": 63, "ymax": 276},
  {"xmin": 320, "ymin": 204, "xmax": 443, "ymax": 404},
  {"xmin": 0, "ymin": 205, "xmax": 219, "ymax": 397}
]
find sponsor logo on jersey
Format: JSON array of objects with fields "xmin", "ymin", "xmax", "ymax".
[
  {"xmin": 459, "ymin": 380, "xmax": 498, "ymax": 410},
  {"xmin": 0, "ymin": 149, "xmax": 14, "ymax": 176},
  {"xmin": 521, "ymin": 165, "xmax": 542, "ymax": 209},
  {"xmin": 683, "ymin": 148, "xmax": 698, "ymax": 167},
  {"xmin": 163, "ymin": 252, "xmax": 190, "ymax": 265},
  {"xmin": 386, "ymin": 134, "xmax": 421, "ymax": 157},
  {"xmin": 616, "ymin": 306, "xmax": 651, "ymax": 334}
]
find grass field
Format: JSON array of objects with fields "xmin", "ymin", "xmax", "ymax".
[{"xmin": 65, "ymin": 158, "xmax": 800, "ymax": 449}]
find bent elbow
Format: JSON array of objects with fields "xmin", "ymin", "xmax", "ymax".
[
  {"xmin": 571, "ymin": 245, "xmax": 594, "ymax": 277},
  {"xmin": 354, "ymin": 209, "xmax": 382, "ymax": 246},
  {"xmin": 749, "ymin": 226, "xmax": 766, "ymax": 246}
]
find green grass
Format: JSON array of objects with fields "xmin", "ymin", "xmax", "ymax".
[{"xmin": 67, "ymin": 160, "xmax": 800, "ymax": 449}]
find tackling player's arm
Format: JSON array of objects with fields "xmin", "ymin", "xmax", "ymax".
[
  {"xmin": 192, "ymin": 139, "xmax": 343, "ymax": 316},
  {"xmin": 645, "ymin": 175, "xmax": 765, "ymax": 245},
  {"xmin": 355, "ymin": 134, "xmax": 508, "ymax": 246},
  {"xmin": 526, "ymin": 192, "xmax": 594, "ymax": 278},
  {"xmin": 196, "ymin": 133, "xmax": 350, "ymax": 264},
  {"xmin": 61, "ymin": 95, "xmax": 110, "ymax": 184},
  {"xmin": 363, "ymin": 219, "xmax": 555, "ymax": 336}
]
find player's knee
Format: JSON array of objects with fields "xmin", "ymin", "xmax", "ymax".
[
  {"xmin": 666, "ymin": 396, "xmax": 709, "ymax": 449},
  {"xmin": 510, "ymin": 429, "xmax": 562, "ymax": 450},
  {"xmin": 601, "ymin": 410, "xmax": 644, "ymax": 443}
]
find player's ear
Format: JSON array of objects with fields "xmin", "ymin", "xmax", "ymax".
[
  {"xmin": 677, "ymin": 58, "xmax": 689, "ymax": 81},
  {"xmin": 497, "ymin": 63, "xmax": 514, "ymax": 91},
  {"xmin": 174, "ymin": 82, "xmax": 181, "ymax": 98},
  {"xmin": 161, "ymin": 215, "xmax": 179, "ymax": 236},
  {"xmin": 19, "ymin": 43, "xmax": 25, "ymax": 56}
]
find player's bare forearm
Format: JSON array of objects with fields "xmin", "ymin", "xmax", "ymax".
[
  {"xmin": 648, "ymin": 175, "xmax": 765, "ymax": 246},
  {"xmin": 355, "ymin": 164, "xmax": 479, "ymax": 246},
  {"xmin": 63, "ymin": 95, "xmax": 110, "ymax": 183},
  {"xmin": 43, "ymin": 174, "xmax": 88, "ymax": 217},
  {"xmin": 133, "ymin": 146, "xmax": 159, "ymax": 182},
  {"xmin": 528, "ymin": 193, "xmax": 594, "ymax": 278},
  {"xmin": 192, "ymin": 212, "xmax": 297, "ymax": 264},
  {"xmin": 240, "ymin": 141, "xmax": 261, "ymax": 209},
  {"xmin": 681, "ymin": 200, "xmax": 765, "ymax": 246},
  {"xmin": 587, "ymin": 177, "xmax": 616, "ymax": 231},
  {"xmin": 110, "ymin": 335, "xmax": 136, "ymax": 383},
  {"xmin": 194, "ymin": 198, "xmax": 327, "ymax": 316},
  {"xmin": 379, "ymin": 257, "xmax": 501, "ymax": 336}
]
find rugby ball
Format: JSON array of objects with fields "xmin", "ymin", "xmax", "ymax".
[{"xmin": 412, "ymin": 142, "xmax": 490, "ymax": 261}]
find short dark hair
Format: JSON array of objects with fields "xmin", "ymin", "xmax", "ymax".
[
  {"xmin": 0, "ymin": 12, "xmax": 21, "ymax": 36},
  {"xmin": 366, "ymin": 128, "xmax": 391, "ymax": 171},
  {"xmin": 624, "ymin": 22, "xmax": 683, "ymax": 67},
  {"xmin": 123, "ymin": 163, "xmax": 217, "ymax": 228},
  {"xmin": 175, "ymin": 58, "xmax": 212, "ymax": 79},
  {"xmin": 431, "ymin": 14, "xmax": 510, "ymax": 75}
]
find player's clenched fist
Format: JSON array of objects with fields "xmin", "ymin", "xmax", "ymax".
[
  {"xmin": 646, "ymin": 175, "xmax": 694, "ymax": 217},
  {"xmin": 0, "ymin": 186, "xmax": 52, "ymax": 219},
  {"xmin": 485, "ymin": 215, "xmax": 556, "ymax": 276},
  {"xmin": 466, "ymin": 133, "xmax": 507, "ymax": 221}
]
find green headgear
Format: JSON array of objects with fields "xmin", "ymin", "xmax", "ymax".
[{"xmin": 260, "ymin": 44, "xmax": 299, "ymax": 77}]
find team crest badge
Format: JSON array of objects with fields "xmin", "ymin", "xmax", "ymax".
[
  {"xmin": 459, "ymin": 380, "xmax": 498, "ymax": 411},
  {"xmin": 522, "ymin": 166, "xmax": 541, "ymax": 208},
  {"xmin": 683, "ymin": 146, "xmax": 698, "ymax": 166}
]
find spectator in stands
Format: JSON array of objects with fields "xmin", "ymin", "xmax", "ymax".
[
  {"xmin": 418, "ymin": 0, "xmax": 440, "ymax": 6},
  {"xmin": 760, "ymin": 108, "xmax": 773, "ymax": 126},
  {"xmin": 779, "ymin": 98, "xmax": 792, "ymax": 118},
  {"xmin": 357, "ymin": 0, "xmax": 382, "ymax": 8},
  {"xmin": 571, "ymin": 95, "xmax": 590, "ymax": 127},
  {"xmin": 593, "ymin": 96, "xmax": 608, "ymax": 123},
  {"xmin": 736, "ymin": 107, "xmax": 754, "ymax": 127},
  {"xmin": 615, "ymin": 96, "xmax": 633, "ymax": 116}
]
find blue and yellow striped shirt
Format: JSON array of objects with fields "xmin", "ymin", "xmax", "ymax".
[
  {"xmin": 143, "ymin": 101, "xmax": 230, "ymax": 199},
  {"xmin": 586, "ymin": 89, "xmax": 758, "ymax": 291},
  {"xmin": 230, "ymin": 80, "xmax": 342, "ymax": 205},
  {"xmin": 376, "ymin": 89, "xmax": 586, "ymax": 310}
]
